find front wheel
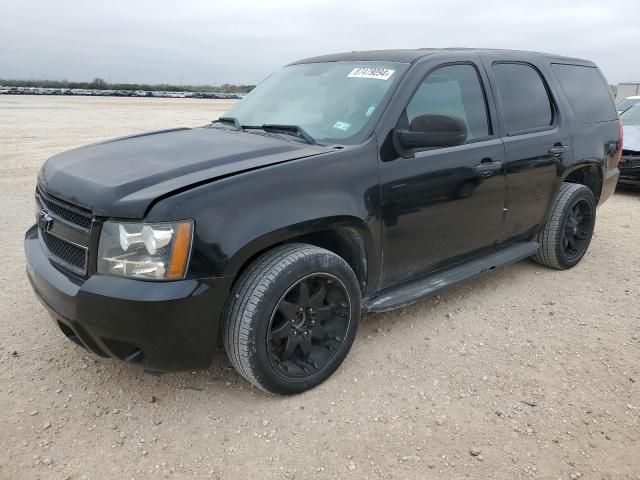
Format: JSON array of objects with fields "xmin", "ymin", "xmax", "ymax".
[
  {"xmin": 222, "ymin": 244, "xmax": 361, "ymax": 395},
  {"xmin": 532, "ymin": 182, "xmax": 596, "ymax": 269}
]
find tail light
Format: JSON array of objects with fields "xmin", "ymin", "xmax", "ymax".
[{"xmin": 617, "ymin": 118, "xmax": 624, "ymax": 165}]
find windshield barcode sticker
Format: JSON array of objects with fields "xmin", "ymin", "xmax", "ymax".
[{"xmin": 347, "ymin": 67, "xmax": 395, "ymax": 81}]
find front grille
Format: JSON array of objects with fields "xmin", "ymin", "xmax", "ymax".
[
  {"xmin": 37, "ymin": 190, "xmax": 92, "ymax": 229},
  {"xmin": 41, "ymin": 230, "xmax": 87, "ymax": 272},
  {"xmin": 620, "ymin": 155, "xmax": 640, "ymax": 169},
  {"xmin": 36, "ymin": 187, "xmax": 93, "ymax": 275}
]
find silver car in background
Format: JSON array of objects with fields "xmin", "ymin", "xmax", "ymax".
[
  {"xmin": 619, "ymin": 103, "xmax": 640, "ymax": 185},
  {"xmin": 617, "ymin": 96, "xmax": 640, "ymax": 115}
]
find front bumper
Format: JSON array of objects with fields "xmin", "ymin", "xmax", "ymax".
[
  {"xmin": 25, "ymin": 225, "xmax": 234, "ymax": 372},
  {"xmin": 619, "ymin": 155, "xmax": 640, "ymax": 185},
  {"xmin": 618, "ymin": 169, "xmax": 640, "ymax": 186}
]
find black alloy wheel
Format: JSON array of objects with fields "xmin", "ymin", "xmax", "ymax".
[
  {"xmin": 533, "ymin": 182, "xmax": 596, "ymax": 270},
  {"xmin": 267, "ymin": 273, "xmax": 351, "ymax": 379},
  {"xmin": 223, "ymin": 244, "xmax": 361, "ymax": 395},
  {"xmin": 561, "ymin": 199, "xmax": 593, "ymax": 262}
]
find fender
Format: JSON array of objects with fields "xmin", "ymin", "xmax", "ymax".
[
  {"xmin": 560, "ymin": 160, "xmax": 603, "ymax": 181},
  {"xmin": 223, "ymin": 217, "xmax": 376, "ymax": 295},
  {"xmin": 559, "ymin": 160, "xmax": 604, "ymax": 199},
  {"xmin": 145, "ymin": 139, "xmax": 383, "ymax": 292},
  {"xmin": 530, "ymin": 159, "xmax": 604, "ymax": 235}
]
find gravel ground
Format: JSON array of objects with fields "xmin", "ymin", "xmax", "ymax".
[{"xmin": 1, "ymin": 95, "xmax": 639, "ymax": 480}]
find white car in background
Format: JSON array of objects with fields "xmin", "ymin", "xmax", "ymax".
[
  {"xmin": 619, "ymin": 103, "xmax": 640, "ymax": 185},
  {"xmin": 617, "ymin": 96, "xmax": 640, "ymax": 115}
]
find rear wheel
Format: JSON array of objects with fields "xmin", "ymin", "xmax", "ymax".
[
  {"xmin": 532, "ymin": 182, "xmax": 596, "ymax": 269},
  {"xmin": 222, "ymin": 244, "xmax": 360, "ymax": 394}
]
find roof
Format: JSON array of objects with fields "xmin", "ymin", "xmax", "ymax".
[{"xmin": 291, "ymin": 48, "xmax": 589, "ymax": 65}]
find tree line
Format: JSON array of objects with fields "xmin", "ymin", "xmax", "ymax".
[{"xmin": 0, "ymin": 77, "xmax": 255, "ymax": 93}]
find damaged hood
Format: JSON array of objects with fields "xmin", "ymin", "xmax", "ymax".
[{"xmin": 39, "ymin": 126, "xmax": 331, "ymax": 218}]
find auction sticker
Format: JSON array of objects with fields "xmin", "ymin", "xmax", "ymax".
[{"xmin": 347, "ymin": 67, "xmax": 395, "ymax": 80}]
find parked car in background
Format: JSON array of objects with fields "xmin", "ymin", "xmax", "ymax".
[
  {"xmin": 617, "ymin": 96, "xmax": 640, "ymax": 115},
  {"xmin": 25, "ymin": 48, "xmax": 621, "ymax": 394},
  {"xmin": 619, "ymin": 104, "xmax": 640, "ymax": 185}
]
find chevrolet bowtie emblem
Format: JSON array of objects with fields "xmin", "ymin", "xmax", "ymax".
[{"xmin": 38, "ymin": 209, "xmax": 54, "ymax": 232}]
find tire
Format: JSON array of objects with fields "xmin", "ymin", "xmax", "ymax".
[
  {"xmin": 532, "ymin": 182, "xmax": 596, "ymax": 270},
  {"xmin": 222, "ymin": 244, "xmax": 361, "ymax": 395}
]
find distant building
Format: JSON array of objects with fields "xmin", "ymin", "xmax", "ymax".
[{"xmin": 616, "ymin": 82, "xmax": 640, "ymax": 100}]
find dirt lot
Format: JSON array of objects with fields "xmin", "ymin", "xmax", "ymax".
[{"xmin": 1, "ymin": 95, "xmax": 639, "ymax": 480}]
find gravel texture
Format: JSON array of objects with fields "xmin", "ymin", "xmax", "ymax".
[{"xmin": 1, "ymin": 95, "xmax": 639, "ymax": 479}]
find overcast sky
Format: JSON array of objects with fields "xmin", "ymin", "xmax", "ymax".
[{"xmin": 1, "ymin": 0, "xmax": 638, "ymax": 86}]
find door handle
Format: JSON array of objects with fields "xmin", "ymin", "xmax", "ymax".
[
  {"xmin": 548, "ymin": 144, "xmax": 570, "ymax": 156},
  {"xmin": 473, "ymin": 160, "xmax": 503, "ymax": 177}
]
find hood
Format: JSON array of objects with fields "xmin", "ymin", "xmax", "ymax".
[
  {"xmin": 39, "ymin": 126, "xmax": 331, "ymax": 218},
  {"xmin": 623, "ymin": 124, "xmax": 640, "ymax": 153}
]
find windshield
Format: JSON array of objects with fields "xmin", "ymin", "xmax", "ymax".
[
  {"xmin": 221, "ymin": 61, "xmax": 409, "ymax": 144},
  {"xmin": 621, "ymin": 104, "xmax": 640, "ymax": 126},
  {"xmin": 617, "ymin": 97, "xmax": 640, "ymax": 112}
]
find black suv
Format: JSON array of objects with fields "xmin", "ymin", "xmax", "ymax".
[{"xmin": 25, "ymin": 49, "xmax": 621, "ymax": 394}]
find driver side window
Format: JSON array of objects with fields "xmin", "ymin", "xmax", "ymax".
[{"xmin": 406, "ymin": 64, "xmax": 490, "ymax": 142}]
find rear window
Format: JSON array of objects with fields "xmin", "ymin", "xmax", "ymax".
[
  {"xmin": 492, "ymin": 63, "xmax": 553, "ymax": 134},
  {"xmin": 551, "ymin": 64, "xmax": 617, "ymax": 123}
]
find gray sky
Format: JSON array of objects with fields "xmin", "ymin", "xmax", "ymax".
[{"xmin": 1, "ymin": 0, "xmax": 638, "ymax": 85}]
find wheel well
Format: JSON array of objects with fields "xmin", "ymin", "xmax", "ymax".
[
  {"xmin": 233, "ymin": 227, "xmax": 368, "ymax": 295},
  {"xmin": 564, "ymin": 165, "xmax": 603, "ymax": 202}
]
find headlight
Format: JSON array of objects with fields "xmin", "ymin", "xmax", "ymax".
[{"xmin": 97, "ymin": 220, "xmax": 193, "ymax": 280}]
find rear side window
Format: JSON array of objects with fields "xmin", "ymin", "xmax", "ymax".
[
  {"xmin": 551, "ymin": 64, "xmax": 617, "ymax": 123},
  {"xmin": 492, "ymin": 63, "xmax": 553, "ymax": 134}
]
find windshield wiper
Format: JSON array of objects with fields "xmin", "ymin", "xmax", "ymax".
[
  {"xmin": 213, "ymin": 116, "xmax": 242, "ymax": 130},
  {"xmin": 213, "ymin": 119, "xmax": 317, "ymax": 145},
  {"xmin": 244, "ymin": 124, "xmax": 317, "ymax": 145}
]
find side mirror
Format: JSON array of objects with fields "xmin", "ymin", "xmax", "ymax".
[{"xmin": 394, "ymin": 114, "xmax": 467, "ymax": 158}]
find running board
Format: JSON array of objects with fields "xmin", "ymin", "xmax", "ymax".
[{"xmin": 364, "ymin": 241, "xmax": 539, "ymax": 313}]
